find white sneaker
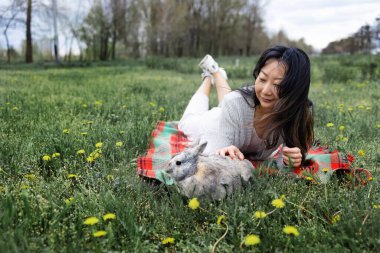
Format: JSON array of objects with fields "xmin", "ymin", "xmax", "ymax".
[
  {"xmin": 199, "ymin": 54, "xmax": 219, "ymax": 73},
  {"xmin": 201, "ymin": 68, "xmax": 228, "ymax": 85}
]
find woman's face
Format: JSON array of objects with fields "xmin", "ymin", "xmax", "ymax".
[{"xmin": 254, "ymin": 59, "xmax": 286, "ymax": 112}]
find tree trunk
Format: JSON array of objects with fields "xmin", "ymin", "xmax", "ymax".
[{"xmin": 26, "ymin": 0, "xmax": 33, "ymax": 63}]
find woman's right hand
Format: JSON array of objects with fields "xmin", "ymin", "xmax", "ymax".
[{"xmin": 217, "ymin": 145, "xmax": 245, "ymax": 160}]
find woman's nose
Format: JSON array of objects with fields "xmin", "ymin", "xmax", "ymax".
[{"xmin": 262, "ymin": 82, "xmax": 273, "ymax": 95}]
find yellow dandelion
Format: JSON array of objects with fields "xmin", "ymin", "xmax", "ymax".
[
  {"xmin": 188, "ymin": 197, "xmax": 200, "ymax": 210},
  {"xmin": 326, "ymin": 123, "xmax": 334, "ymax": 128},
  {"xmin": 162, "ymin": 237, "xmax": 175, "ymax": 245},
  {"xmin": 81, "ymin": 132, "xmax": 88, "ymax": 136},
  {"xmin": 254, "ymin": 211, "xmax": 267, "ymax": 219},
  {"xmin": 115, "ymin": 141, "xmax": 123, "ymax": 147},
  {"xmin": 87, "ymin": 120, "xmax": 94, "ymax": 125},
  {"xmin": 149, "ymin": 102, "xmax": 157, "ymax": 107},
  {"xmin": 375, "ymin": 124, "xmax": 380, "ymax": 129},
  {"xmin": 342, "ymin": 137, "xmax": 348, "ymax": 142},
  {"xmin": 305, "ymin": 176, "xmax": 313, "ymax": 181},
  {"xmin": 93, "ymin": 230, "xmax": 107, "ymax": 238},
  {"xmin": 95, "ymin": 100, "xmax": 103, "ymax": 106},
  {"xmin": 42, "ymin": 155, "xmax": 51, "ymax": 161},
  {"xmin": 106, "ymin": 174, "xmax": 114, "ymax": 181},
  {"xmin": 52, "ymin": 152, "xmax": 60, "ymax": 158},
  {"xmin": 86, "ymin": 156, "xmax": 95, "ymax": 163},
  {"xmin": 373, "ymin": 204, "xmax": 380, "ymax": 209},
  {"xmin": 159, "ymin": 107, "xmax": 165, "ymax": 113},
  {"xmin": 77, "ymin": 149, "xmax": 85, "ymax": 155},
  {"xmin": 357, "ymin": 105, "xmax": 364, "ymax": 109},
  {"xmin": 12, "ymin": 106, "xmax": 18, "ymax": 110},
  {"xmin": 82, "ymin": 104, "xmax": 88, "ymax": 108},
  {"xmin": 83, "ymin": 216, "xmax": 99, "ymax": 226},
  {"xmin": 358, "ymin": 150, "xmax": 365, "ymax": 157},
  {"xmin": 368, "ymin": 177, "xmax": 373, "ymax": 181},
  {"xmin": 322, "ymin": 168, "xmax": 330, "ymax": 173},
  {"xmin": 20, "ymin": 184, "xmax": 29, "ymax": 189},
  {"xmin": 103, "ymin": 213, "xmax": 116, "ymax": 221},
  {"xmin": 119, "ymin": 130, "xmax": 125, "ymax": 134},
  {"xmin": 271, "ymin": 198, "xmax": 285, "ymax": 209},
  {"xmin": 244, "ymin": 234, "xmax": 261, "ymax": 246},
  {"xmin": 217, "ymin": 215, "xmax": 226, "ymax": 225},
  {"xmin": 339, "ymin": 125, "xmax": 345, "ymax": 131},
  {"xmin": 24, "ymin": 174, "xmax": 37, "ymax": 180},
  {"xmin": 95, "ymin": 142, "xmax": 103, "ymax": 148},
  {"xmin": 283, "ymin": 225, "xmax": 300, "ymax": 236},
  {"xmin": 331, "ymin": 214, "xmax": 341, "ymax": 224},
  {"xmin": 348, "ymin": 107, "xmax": 353, "ymax": 111},
  {"xmin": 67, "ymin": 174, "xmax": 78, "ymax": 179},
  {"xmin": 63, "ymin": 129, "xmax": 70, "ymax": 134}
]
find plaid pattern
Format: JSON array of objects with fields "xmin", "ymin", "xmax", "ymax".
[{"xmin": 137, "ymin": 121, "xmax": 372, "ymax": 186}]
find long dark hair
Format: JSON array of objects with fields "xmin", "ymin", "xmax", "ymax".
[{"xmin": 238, "ymin": 45, "xmax": 314, "ymax": 161}]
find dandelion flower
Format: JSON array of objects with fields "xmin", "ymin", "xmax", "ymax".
[
  {"xmin": 162, "ymin": 237, "xmax": 175, "ymax": 245},
  {"xmin": 86, "ymin": 156, "xmax": 95, "ymax": 163},
  {"xmin": 358, "ymin": 149, "xmax": 365, "ymax": 157},
  {"xmin": 103, "ymin": 213, "xmax": 116, "ymax": 221},
  {"xmin": 67, "ymin": 174, "xmax": 78, "ymax": 179},
  {"xmin": 159, "ymin": 107, "xmax": 165, "ymax": 113},
  {"xmin": 42, "ymin": 155, "xmax": 51, "ymax": 161},
  {"xmin": 271, "ymin": 198, "xmax": 285, "ymax": 209},
  {"xmin": 283, "ymin": 225, "xmax": 300, "ymax": 236},
  {"xmin": 81, "ymin": 132, "xmax": 88, "ymax": 136},
  {"xmin": 119, "ymin": 130, "xmax": 125, "ymax": 134},
  {"xmin": 326, "ymin": 123, "xmax": 334, "ymax": 128},
  {"xmin": 52, "ymin": 152, "xmax": 60, "ymax": 158},
  {"xmin": 339, "ymin": 125, "xmax": 345, "ymax": 131},
  {"xmin": 244, "ymin": 234, "xmax": 260, "ymax": 246},
  {"xmin": 77, "ymin": 149, "xmax": 85, "ymax": 155},
  {"xmin": 373, "ymin": 204, "xmax": 380, "ymax": 209},
  {"xmin": 188, "ymin": 198, "xmax": 200, "ymax": 210},
  {"xmin": 24, "ymin": 174, "xmax": 37, "ymax": 180},
  {"xmin": 331, "ymin": 214, "xmax": 341, "ymax": 224},
  {"xmin": 217, "ymin": 215, "xmax": 226, "ymax": 225},
  {"xmin": 322, "ymin": 168, "xmax": 330, "ymax": 173},
  {"xmin": 63, "ymin": 129, "xmax": 70, "ymax": 134},
  {"xmin": 93, "ymin": 230, "xmax": 107, "ymax": 237},
  {"xmin": 115, "ymin": 141, "xmax": 123, "ymax": 147},
  {"xmin": 305, "ymin": 176, "xmax": 313, "ymax": 181},
  {"xmin": 95, "ymin": 142, "xmax": 103, "ymax": 148},
  {"xmin": 95, "ymin": 100, "xmax": 103, "ymax": 106},
  {"xmin": 83, "ymin": 216, "xmax": 99, "ymax": 226},
  {"xmin": 254, "ymin": 211, "xmax": 267, "ymax": 219}
]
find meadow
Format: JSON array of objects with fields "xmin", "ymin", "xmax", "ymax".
[{"xmin": 0, "ymin": 55, "xmax": 379, "ymax": 252}]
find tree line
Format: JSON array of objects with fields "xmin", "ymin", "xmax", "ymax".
[{"xmin": 1, "ymin": 0, "xmax": 313, "ymax": 63}]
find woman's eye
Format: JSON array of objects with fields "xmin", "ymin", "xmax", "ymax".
[
  {"xmin": 259, "ymin": 78, "xmax": 266, "ymax": 82},
  {"xmin": 176, "ymin": 161, "xmax": 182, "ymax": 166}
]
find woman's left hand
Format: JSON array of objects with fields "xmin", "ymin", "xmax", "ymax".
[{"xmin": 282, "ymin": 146, "xmax": 302, "ymax": 167}]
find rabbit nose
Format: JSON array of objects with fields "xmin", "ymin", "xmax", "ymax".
[{"xmin": 176, "ymin": 161, "xmax": 182, "ymax": 165}]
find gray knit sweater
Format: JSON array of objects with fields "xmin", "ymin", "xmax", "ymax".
[{"xmin": 202, "ymin": 89, "xmax": 281, "ymax": 160}]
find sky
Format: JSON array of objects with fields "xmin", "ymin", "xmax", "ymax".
[
  {"xmin": 1, "ymin": 0, "xmax": 380, "ymax": 54},
  {"xmin": 263, "ymin": 0, "xmax": 380, "ymax": 50}
]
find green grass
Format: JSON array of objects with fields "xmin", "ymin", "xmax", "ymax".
[{"xmin": 0, "ymin": 56, "xmax": 379, "ymax": 252}]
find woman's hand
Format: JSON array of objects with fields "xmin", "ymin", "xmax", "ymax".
[
  {"xmin": 217, "ymin": 145, "xmax": 245, "ymax": 160},
  {"xmin": 282, "ymin": 146, "xmax": 302, "ymax": 167}
]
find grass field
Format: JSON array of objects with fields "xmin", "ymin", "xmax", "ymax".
[{"xmin": 0, "ymin": 56, "xmax": 379, "ymax": 252}]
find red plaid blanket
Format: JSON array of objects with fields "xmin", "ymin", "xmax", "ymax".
[{"xmin": 137, "ymin": 121, "xmax": 373, "ymax": 186}]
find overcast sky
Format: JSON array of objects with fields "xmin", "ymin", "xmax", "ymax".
[
  {"xmin": 263, "ymin": 0, "xmax": 380, "ymax": 50},
  {"xmin": 1, "ymin": 0, "xmax": 380, "ymax": 53}
]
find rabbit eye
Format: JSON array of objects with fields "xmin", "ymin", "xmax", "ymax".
[{"xmin": 176, "ymin": 161, "xmax": 182, "ymax": 166}]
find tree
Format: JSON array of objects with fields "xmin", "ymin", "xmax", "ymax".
[{"xmin": 25, "ymin": 0, "xmax": 33, "ymax": 63}]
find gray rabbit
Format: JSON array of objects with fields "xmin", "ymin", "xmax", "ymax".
[{"xmin": 165, "ymin": 142, "xmax": 254, "ymax": 200}]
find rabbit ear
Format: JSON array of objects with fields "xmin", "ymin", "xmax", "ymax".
[{"xmin": 194, "ymin": 142, "xmax": 207, "ymax": 154}]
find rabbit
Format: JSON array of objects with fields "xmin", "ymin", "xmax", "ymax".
[{"xmin": 165, "ymin": 142, "xmax": 254, "ymax": 200}]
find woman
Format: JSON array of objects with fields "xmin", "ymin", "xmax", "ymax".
[{"xmin": 178, "ymin": 45, "xmax": 314, "ymax": 167}]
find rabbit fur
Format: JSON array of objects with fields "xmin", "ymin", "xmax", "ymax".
[{"xmin": 165, "ymin": 142, "xmax": 254, "ymax": 200}]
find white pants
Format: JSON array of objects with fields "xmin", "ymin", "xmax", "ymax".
[{"xmin": 178, "ymin": 93, "xmax": 221, "ymax": 145}]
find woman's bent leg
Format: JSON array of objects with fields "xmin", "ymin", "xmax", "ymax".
[
  {"xmin": 213, "ymin": 70, "xmax": 232, "ymax": 104},
  {"xmin": 178, "ymin": 78, "xmax": 212, "ymax": 141}
]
